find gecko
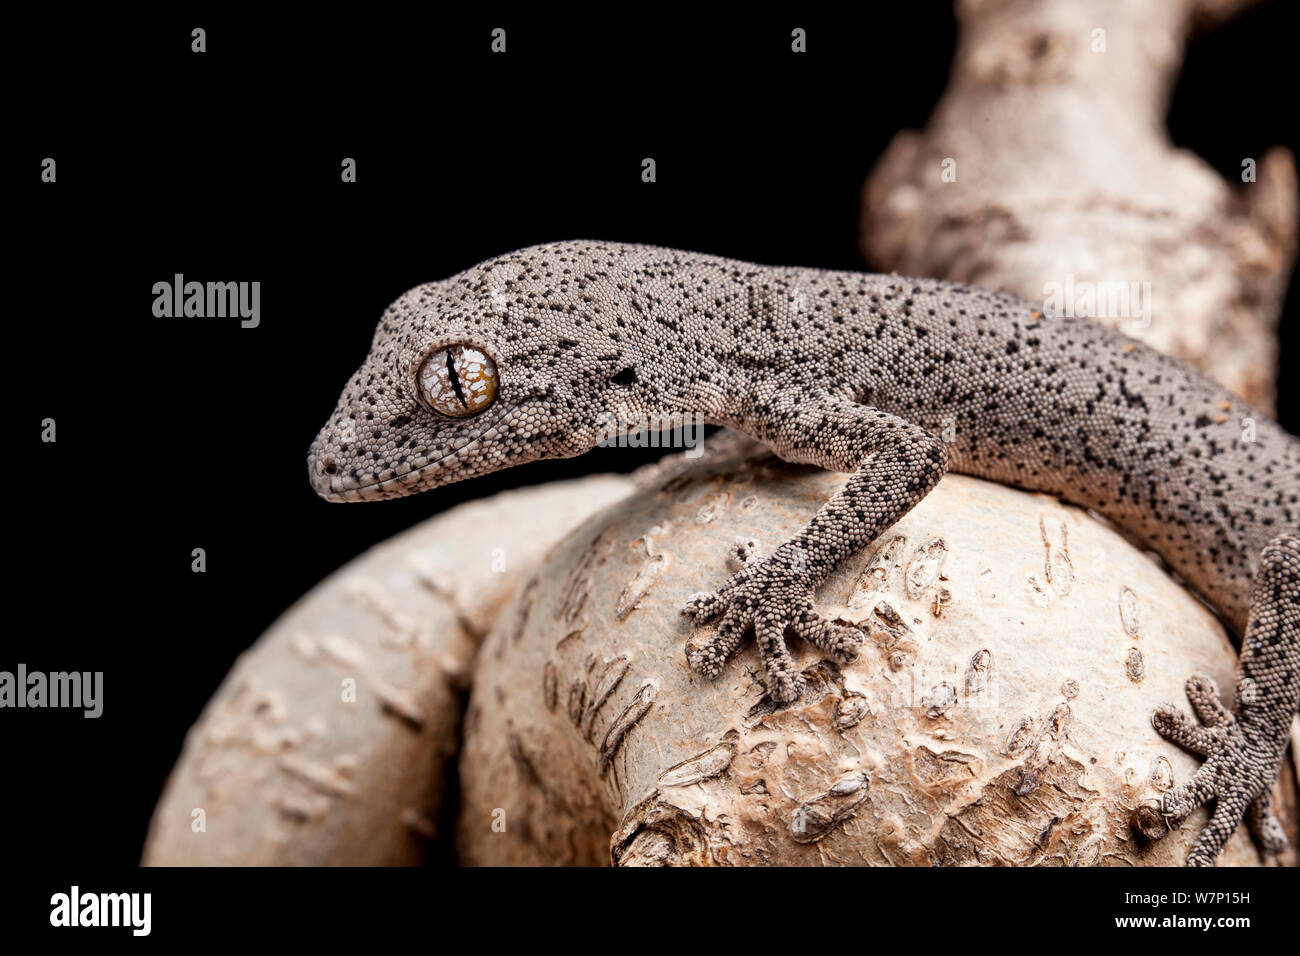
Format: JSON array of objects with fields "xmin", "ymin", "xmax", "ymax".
[{"xmin": 308, "ymin": 240, "xmax": 1300, "ymax": 866}]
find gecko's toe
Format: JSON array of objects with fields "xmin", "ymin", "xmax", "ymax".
[
  {"xmin": 1185, "ymin": 844, "xmax": 1218, "ymax": 868},
  {"xmin": 686, "ymin": 604, "xmax": 751, "ymax": 679},
  {"xmin": 1160, "ymin": 765, "xmax": 1219, "ymax": 825},
  {"xmin": 1151, "ymin": 703, "xmax": 1215, "ymax": 755},
  {"xmin": 681, "ymin": 591, "xmax": 727, "ymax": 623},
  {"xmin": 1131, "ymin": 764, "xmax": 1217, "ymax": 846},
  {"xmin": 1184, "ymin": 674, "xmax": 1230, "ymax": 727},
  {"xmin": 766, "ymin": 671, "xmax": 807, "ymax": 703},
  {"xmin": 1185, "ymin": 791, "xmax": 1250, "ymax": 866},
  {"xmin": 790, "ymin": 607, "xmax": 863, "ymax": 664},
  {"xmin": 755, "ymin": 613, "xmax": 806, "ymax": 702}
]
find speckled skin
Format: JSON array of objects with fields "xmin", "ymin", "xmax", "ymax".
[{"xmin": 309, "ymin": 241, "xmax": 1300, "ymax": 866}]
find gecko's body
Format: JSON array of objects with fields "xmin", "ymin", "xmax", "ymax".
[{"xmin": 309, "ymin": 241, "xmax": 1300, "ymax": 865}]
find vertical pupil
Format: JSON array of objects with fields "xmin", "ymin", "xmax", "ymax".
[{"xmin": 445, "ymin": 348, "xmax": 468, "ymax": 407}]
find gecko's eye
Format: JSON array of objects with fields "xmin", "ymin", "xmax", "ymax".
[{"xmin": 417, "ymin": 344, "xmax": 498, "ymax": 418}]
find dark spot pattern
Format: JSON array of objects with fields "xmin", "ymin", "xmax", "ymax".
[{"xmin": 309, "ymin": 241, "xmax": 1300, "ymax": 866}]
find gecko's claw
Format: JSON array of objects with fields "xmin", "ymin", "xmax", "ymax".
[
  {"xmin": 1136, "ymin": 673, "xmax": 1287, "ymax": 865},
  {"xmin": 683, "ymin": 548, "xmax": 863, "ymax": 703}
]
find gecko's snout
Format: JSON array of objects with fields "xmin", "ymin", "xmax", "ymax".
[
  {"xmin": 307, "ymin": 429, "xmax": 439, "ymax": 503},
  {"xmin": 306, "ymin": 437, "xmax": 352, "ymax": 502}
]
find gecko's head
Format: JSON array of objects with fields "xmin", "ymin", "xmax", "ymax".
[{"xmin": 308, "ymin": 242, "xmax": 651, "ymax": 502}]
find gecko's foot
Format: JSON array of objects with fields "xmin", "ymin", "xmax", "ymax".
[
  {"xmin": 681, "ymin": 543, "xmax": 863, "ymax": 703},
  {"xmin": 1133, "ymin": 674, "xmax": 1289, "ymax": 866}
]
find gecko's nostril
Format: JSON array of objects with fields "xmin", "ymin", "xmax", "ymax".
[{"xmin": 322, "ymin": 456, "xmax": 338, "ymax": 476}]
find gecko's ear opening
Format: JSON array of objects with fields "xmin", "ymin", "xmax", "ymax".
[{"xmin": 610, "ymin": 367, "xmax": 638, "ymax": 388}]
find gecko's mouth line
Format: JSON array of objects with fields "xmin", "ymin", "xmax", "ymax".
[
  {"xmin": 315, "ymin": 405, "xmax": 516, "ymax": 502},
  {"xmin": 319, "ymin": 434, "xmax": 486, "ymax": 502}
]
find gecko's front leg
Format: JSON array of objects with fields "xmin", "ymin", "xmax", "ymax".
[
  {"xmin": 1136, "ymin": 534, "xmax": 1300, "ymax": 865},
  {"xmin": 682, "ymin": 395, "xmax": 949, "ymax": 701}
]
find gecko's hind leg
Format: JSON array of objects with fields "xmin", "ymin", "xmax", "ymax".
[{"xmin": 1135, "ymin": 534, "xmax": 1300, "ymax": 865}]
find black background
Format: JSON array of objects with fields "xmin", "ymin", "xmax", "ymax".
[{"xmin": 10, "ymin": 4, "xmax": 1299, "ymax": 879}]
